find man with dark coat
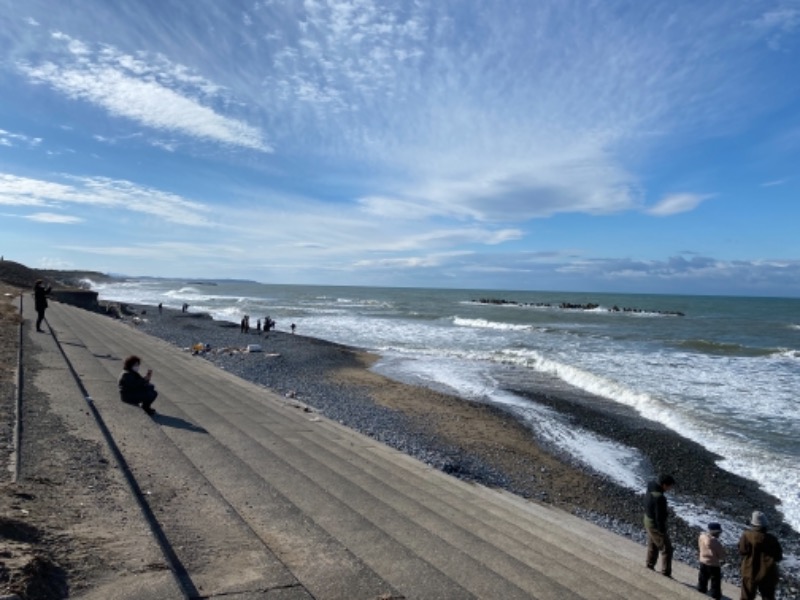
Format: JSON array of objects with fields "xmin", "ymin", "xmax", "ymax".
[
  {"xmin": 739, "ymin": 511, "xmax": 783, "ymax": 600},
  {"xmin": 644, "ymin": 474, "xmax": 676, "ymax": 577},
  {"xmin": 33, "ymin": 279, "xmax": 52, "ymax": 332}
]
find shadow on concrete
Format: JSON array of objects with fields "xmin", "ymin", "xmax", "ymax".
[{"xmin": 152, "ymin": 413, "xmax": 208, "ymax": 434}]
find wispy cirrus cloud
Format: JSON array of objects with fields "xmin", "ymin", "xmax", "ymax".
[
  {"xmin": 761, "ymin": 178, "xmax": 788, "ymax": 187},
  {"xmin": 58, "ymin": 241, "xmax": 244, "ymax": 259},
  {"xmin": 17, "ymin": 32, "xmax": 269, "ymax": 151},
  {"xmin": 647, "ymin": 193, "xmax": 714, "ymax": 216},
  {"xmin": 0, "ymin": 128, "xmax": 42, "ymax": 148},
  {"xmin": 749, "ymin": 5, "xmax": 800, "ymax": 49},
  {"xmin": 25, "ymin": 212, "xmax": 83, "ymax": 224},
  {"xmin": 0, "ymin": 172, "xmax": 212, "ymax": 226}
]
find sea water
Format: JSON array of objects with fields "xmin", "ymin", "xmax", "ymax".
[{"xmin": 88, "ymin": 278, "xmax": 800, "ymax": 537}]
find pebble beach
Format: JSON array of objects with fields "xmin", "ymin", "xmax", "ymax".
[{"xmin": 120, "ymin": 302, "xmax": 800, "ymax": 597}]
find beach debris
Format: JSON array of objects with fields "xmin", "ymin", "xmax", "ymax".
[
  {"xmin": 246, "ymin": 343, "xmax": 263, "ymax": 353},
  {"xmin": 285, "ymin": 390, "xmax": 297, "ymax": 398},
  {"xmin": 191, "ymin": 342, "xmax": 211, "ymax": 355}
]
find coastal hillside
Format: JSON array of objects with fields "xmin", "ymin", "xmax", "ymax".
[{"xmin": 0, "ymin": 259, "xmax": 110, "ymax": 290}]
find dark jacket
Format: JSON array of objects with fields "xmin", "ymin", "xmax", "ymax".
[
  {"xmin": 118, "ymin": 370, "xmax": 154, "ymax": 404},
  {"xmin": 34, "ymin": 283, "xmax": 51, "ymax": 312},
  {"xmin": 739, "ymin": 527, "xmax": 782, "ymax": 583},
  {"xmin": 644, "ymin": 480, "xmax": 669, "ymax": 533}
]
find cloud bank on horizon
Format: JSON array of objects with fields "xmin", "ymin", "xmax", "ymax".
[{"xmin": 0, "ymin": 0, "xmax": 798, "ymax": 295}]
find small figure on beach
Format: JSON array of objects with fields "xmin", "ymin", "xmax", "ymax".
[
  {"xmin": 291, "ymin": 323, "xmax": 296, "ymax": 334},
  {"xmin": 118, "ymin": 355, "xmax": 158, "ymax": 416},
  {"xmin": 697, "ymin": 522, "xmax": 725, "ymax": 599},
  {"xmin": 256, "ymin": 318, "xmax": 261, "ymax": 332},
  {"xmin": 738, "ymin": 511, "xmax": 783, "ymax": 600},
  {"xmin": 33, "ymin": 279, "xmax": 52, "ymax": 332},
  {"xmin": 644, "ymin": 474, "xmax": 675, "ymax": 577},
  {"xmin": 158, "ymin": 302, "xmax": 163, "ymax": 314}
]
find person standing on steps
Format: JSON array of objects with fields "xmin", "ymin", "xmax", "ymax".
[
  {"xmin": 739, "ymin": 510, "xmax": 783, "ymax": 600},
  {"xmin": 698, "ymin": 522, "xmax": 726, "ymax": 599},
  {"xmin": 644, "ymin": 474, "xmax": 676, "ymax": 577},
  {"xmin": 33, "ymin": 279, "xmax": 52, "ymax": 332},
  {"xmin": 118, "ymin": 355, "xmax": 158, "ymax": 416}
]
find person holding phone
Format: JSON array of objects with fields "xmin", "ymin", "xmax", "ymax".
[
  {"xmin": 118, "ymin": 355, "xmax": 158, "ymax": 416},
  {"xmin": 33, "ymin": 279, "xmax": 52, "ymax": 332}
]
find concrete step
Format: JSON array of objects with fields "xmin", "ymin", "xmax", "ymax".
[
  {"xmin": 45, "ymin": 302, "xmax": 742, "ymax": 599},
  {"xmin": 48, "ymin": 304, "xmax": 396, "ymax": 600}
]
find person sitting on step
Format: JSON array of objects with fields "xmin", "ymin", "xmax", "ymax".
[{"xmin": 118, "ymin": 355, "xmax": 158, "ymax": 416}]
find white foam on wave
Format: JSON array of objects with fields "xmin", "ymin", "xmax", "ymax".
[
  {"xmin": 452, "ymin": 317, "xmax": 533, "ymax": 332},
  {"xmin": 772, "ymin": 349, "xmax": 800, "ymax": 360},
  {"xmin": 498, "ymin": 347, "xmax": 800, "ymax": 532},
  {"xmin": 374, "ymin": 355, "xmax": 648, "ymax": 491}
]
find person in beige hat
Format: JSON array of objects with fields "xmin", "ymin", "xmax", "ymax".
[{"xmin": 738, "ymin": 511, "xmax": 783, "ymax": 600}]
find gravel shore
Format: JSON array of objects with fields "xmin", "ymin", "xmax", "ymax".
[{"xmin": 123, "ymin": 303, "xmax": 800, "ymax": 598}]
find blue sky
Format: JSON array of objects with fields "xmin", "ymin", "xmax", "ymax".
[{"xmin": 1, "ymin": 0, "xmax": 798, "ymax": 295}]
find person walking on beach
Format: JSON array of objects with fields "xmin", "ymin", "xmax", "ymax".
[
  {"xmin": 33, "ymin": 279, "xmax": 52, "ymax": 332},
  {"xmin": 698, "ymin": 522, "xmax": 726, "ymax": 599},
  {"xmin": 118, "ymin": 355, "xmax": 158, "ymax": 416},
  {"xmin": 644, "ymin": 474, "xmax": 675, "ymax": 577},
  {"xmin": 739, "ymin": 511, "xmax": 783, "ymax": 600}
]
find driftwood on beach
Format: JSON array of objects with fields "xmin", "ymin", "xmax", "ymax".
[{"xmin": 473, "ymin": 298, "xmax": 685, "ymax": 317}]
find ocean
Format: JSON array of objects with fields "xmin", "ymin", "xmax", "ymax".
[{"xmin": 87, "ymin": 278, "xmax": 800, "ymax": 542}]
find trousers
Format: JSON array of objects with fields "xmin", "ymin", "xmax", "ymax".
[{"xmin": 646, "ymin": 527, "xmax": 673, "ymax": 576}]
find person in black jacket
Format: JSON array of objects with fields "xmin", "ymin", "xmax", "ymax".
[
  {"xmin": 33, "ymin": 279, "xmax": 52, "ymax": 332},
  {"xmin": 118, "ymin": 355, "xmax": 158, "ymax": 416},
  {"xmin": 644, "ymin": 474, "xmax": 676, "ymax": 577}
]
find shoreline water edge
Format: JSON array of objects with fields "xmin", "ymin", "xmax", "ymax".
[{"xmin": 111, "ymin": 299, "xmax": 799, "ymax": 597}]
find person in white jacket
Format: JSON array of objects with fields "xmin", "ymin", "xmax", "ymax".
[{"xmin": 698, "ymin": 522, "xmax": 726, "ymax": 599}]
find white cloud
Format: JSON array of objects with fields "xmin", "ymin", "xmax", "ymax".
[
  {"xmin": 0, "ymin": 128, "xmax": 43, "ymax": 148},
  {"xmin": 647, "ymin": 193, "xmax": 714, "ymax": 217},
  {"xmin": 0, "ymin": 172, "xmax": 212, "ymax": 226},
  {"xmin": 25, "ymin": 212, "xmax": 84, "ymax": 224},
  {"xmin": 761, "ymin": 178, "xmax": 788, "ymax": 187},
  {"xmin": 750, "ymin": 6, "xmax": 800, "ymax": 48},
  {"xmin": 59, "ymin": 241, "xmax": 244, "ymax": 259},
  {"xmin": 354, "ymin": 251, "xmax": 473, "ymax": 269},
  {"xmin": 17, "ymin": 33, "xmax": 269, "ymax": 151}
]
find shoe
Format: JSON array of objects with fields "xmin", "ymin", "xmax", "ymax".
[{"xmin": 144, "ymin": 407, "xmax": 156, "ymax": 416}]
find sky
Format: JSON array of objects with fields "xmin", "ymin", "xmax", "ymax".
[{"xmin": 0, "ymin": 0, "xmax": 799, "ymax": 296}]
